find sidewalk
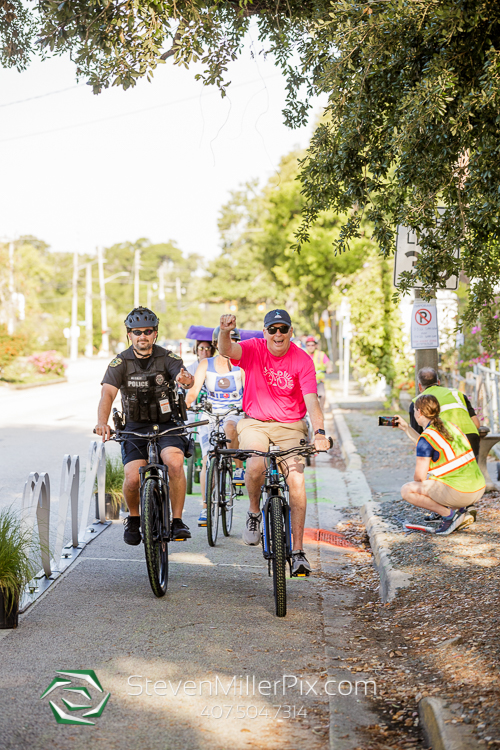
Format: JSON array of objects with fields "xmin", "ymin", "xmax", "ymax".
[{"xmin": 328, "ymin": 378, "xmax": 500, "ymax": 746}]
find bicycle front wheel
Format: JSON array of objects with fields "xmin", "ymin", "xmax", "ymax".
[
  {"xmin": 206, "ymin": 457, "xmax": 220, "ymax": 546},
  {"xmin": 270, "ymin": 494, "xmax": 287, "ymax": 617},
  {"xmin": 221, "ymin": 461, "xmax": 234, "ymax": 537},
  {"xmin": 142, "ymin": 478, "xmax": 169, "ymax": 598}
]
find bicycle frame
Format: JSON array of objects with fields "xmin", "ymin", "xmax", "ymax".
[{"xmin": 260, "ymin": 453, "xmax": 293, "ymax": 574}]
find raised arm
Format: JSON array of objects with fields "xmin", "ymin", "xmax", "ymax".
[{"xmin": 218, "ymin": 314, "xmax": 242, "ymax": 360}]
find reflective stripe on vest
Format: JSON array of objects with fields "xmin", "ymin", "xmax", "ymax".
[
  {"xmin": 439, "ymin": 389, "xmax": 468, "ymax": 413},
  {"xmin": 429, "ymin": 450, "xmax": 475, "ymax": 477},
  {"xmin": 422, "ymin": 422, "xmax": 485, "ymax": 493},
  {"xmin": 424, "ymin": 425, "xmax": 475, "ymax": 477}
]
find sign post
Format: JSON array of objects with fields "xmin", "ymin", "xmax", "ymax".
[{"xmin": 394, "ymin": 218, "xmax": 453, "ymax": 393}]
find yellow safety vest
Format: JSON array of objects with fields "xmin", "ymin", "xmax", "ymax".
[
  {"xmin": 422, "ymin": 423, "xmax": 485, "ymax": 493},
  {"xmin": 312, "ymin": 349, "xmax": 328, "ymax": 383}
]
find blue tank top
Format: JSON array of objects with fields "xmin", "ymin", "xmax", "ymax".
[{"xmin": 204, "ymin": 357, "xmax": 243, "ymax": 413}]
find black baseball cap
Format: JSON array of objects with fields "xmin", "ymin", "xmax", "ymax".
[{"xmin": 264, "ymin": 309, "xmax": 292, "ymax": 328}]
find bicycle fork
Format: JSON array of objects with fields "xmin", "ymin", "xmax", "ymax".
[{"xmin": 261, "ymin": 491, "xmax": 293, "ymax": 577}]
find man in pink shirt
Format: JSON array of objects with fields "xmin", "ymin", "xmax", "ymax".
[{"xmin": 218, "ymin": 309, "xmax": 330, "ymax": 576}]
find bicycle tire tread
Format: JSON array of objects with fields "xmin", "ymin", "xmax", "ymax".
[
  {"xmin": 142, "ymin": 478, "xmax": 169, "ymax": 598},
  {"xmin": 270, "ymin": 494, "xmax": 287, "ymax": 617}
]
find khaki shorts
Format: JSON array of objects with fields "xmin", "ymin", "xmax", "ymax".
[
  {"xmin": 420, "ymin": 479, "xmax": 485, "ymax": 509},
  {"xmin": 237, "ymin": 418, "xmax": 309, "ymax": 464}
]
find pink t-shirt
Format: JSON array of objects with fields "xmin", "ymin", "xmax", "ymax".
[{"xmin": 231, "ymin": 338, "xmax": 317, "ymax": 423}]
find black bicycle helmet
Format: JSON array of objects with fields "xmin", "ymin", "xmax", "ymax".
[
  {"xmin": 212, "ymin": 325, "xmax": 241, "ymax": 347},
  {"xmin": 124, "ymin": 306, "xmax": 159, "ymax": 329}
]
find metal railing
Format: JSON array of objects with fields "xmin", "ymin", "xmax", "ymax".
[{"xmin": 441, "ymin": 361, "xmax": 500, "ymax": 433}]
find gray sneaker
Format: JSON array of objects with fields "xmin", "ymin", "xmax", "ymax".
[
  {"xmin": 291, "ymin": 550, "xmax": 311, "ymax": 576},
  {"xmin": 435, "ymin": 509, "xmax": 474, "ymax": 536},
  {"xmin": 242, "ymin": 511, "xmax": 262, "ymax": 546}
]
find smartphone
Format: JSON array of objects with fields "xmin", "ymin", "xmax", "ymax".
[{"xmin": 378, "ymin": 416, "xmax": 398, "ymax": 428}]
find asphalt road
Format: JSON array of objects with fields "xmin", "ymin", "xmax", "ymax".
[{"xmin": 0, "ymin": 358, "xmax": 112, "ymax": 516}]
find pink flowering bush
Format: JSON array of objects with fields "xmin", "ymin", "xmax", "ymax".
[{"xmin": 28, "ymin": 350, "xmax": 66, "ymax": 377}]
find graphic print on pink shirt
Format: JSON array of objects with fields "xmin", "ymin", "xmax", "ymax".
[{"xmin": 231, "ymin": 338, "xmax": 317, "ymax": 423}]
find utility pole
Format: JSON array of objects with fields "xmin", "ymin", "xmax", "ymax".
[
  {"xmin": 7, "ymin": 242, "xmax": 15, "ymax": 335},
  {"xmin": 97, "ymin": 246, "xmax": 109, "ymax": 358},
  {"xmin": 147, "ymin": 282, "xmax": 152, "ymax": 310},
  {"xmin": 158, "ymin": 262, "xmax": 166, "ymax": 312},
  {"xmin": 70, "ymin": 250, "xmax": 79, "ymax": 361},
  {"xmin": 134, "ymin": 249, "xmax": 141, "ymax": 308},
  {"xmin": 85, "ymin": 263, "xmax": 93, "ymax": 357}
]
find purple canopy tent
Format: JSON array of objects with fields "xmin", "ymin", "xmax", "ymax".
[{"xmin": 185, "ymin": 325, "xmax": 263, "ymax": 341}]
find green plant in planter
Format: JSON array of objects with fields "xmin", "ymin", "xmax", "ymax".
[
  {"xmin": 94, "ymin": 454, "xmax": 126, "ymax": 514},
  {"xmin": 105, "ymin": 454, "xmax": 126, "ymax": 511},
  {"xmin": 0, "ymin": 508, "xmax": 40, "ymax": 626}
]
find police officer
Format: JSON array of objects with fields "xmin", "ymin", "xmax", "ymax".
[{"xmin": 95, "ymin": 307, "xmax": 195, "ymax": 546}]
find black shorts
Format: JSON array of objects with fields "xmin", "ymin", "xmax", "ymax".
[{"xmin": 121, "ymin": 423, "xmax": 189, "ymax": 466}]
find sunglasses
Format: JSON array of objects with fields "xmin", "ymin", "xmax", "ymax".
[
  {"xmin": 198, "ymin": 346, "xmax": 212, "ymax": 352},
  {"xmin": 129, "ymin": 328, "xmax": 156, "ymax": 336},
  {"xmin": 267, "ymin": 325, "xmax": 290, "ymax": 335}
]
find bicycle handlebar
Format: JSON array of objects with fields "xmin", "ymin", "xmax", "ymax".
[
  {"xmin": 188, "ymin": 404, "xmax": 244, "ymax": 419},
  {"xmin": 93, "ymin": 420, "xmax": 210, "ymax": 440},
  {"xmin": 215, "ymin": 437, "xmax": 333, "ymax": 461}
]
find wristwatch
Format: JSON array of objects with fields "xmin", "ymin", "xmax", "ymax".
[{"xmin": 314, "ymin": 429, "xmax": 326, "ymax": 436}]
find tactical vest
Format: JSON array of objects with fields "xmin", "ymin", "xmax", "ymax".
[
  {"xmin": 423, "ymin": 422, "xmax": 485, "ymax": 493},
  {"xmin": 120, "ymin": 349, "xmax": 187, "ymax": 424},
  {"xmin": 413, "ymin": 385, "xmax": 479, "ymax": 436}
]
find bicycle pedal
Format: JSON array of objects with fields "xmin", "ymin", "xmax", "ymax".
[
  {"xmin": 198, "ymin": 522, "xmax": 207, "ymax": 528},
  {"xmin": 172, "ymin": 537, "xmax": 187, "ymax": 542}
]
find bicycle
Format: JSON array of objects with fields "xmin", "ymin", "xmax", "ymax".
[
  {"xmin": 104, "ymin": 412, "xmax": 209, "ymax": 598},
  {"xmin": 190, "ymin": 403, "xmax": 244, "ymax": 546},
  {"xmin": 218, "ymin": 439, "xmax": 332, "ymax": 617}
]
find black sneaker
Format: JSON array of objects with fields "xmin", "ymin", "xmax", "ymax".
[
  {"xmin": 171, "ymin": 518, "xmax": 191, "ymax": 541},
  {"xmin": 291, "ymin": 550, "xmax": 312, "ymax": 576},
  {"xmin": 123, "ymin": 516, "xmax": 141, "ymax": 546},
  {"xmin": 423, "ymin": 511, "xmax": 442, "ymax": 522}
]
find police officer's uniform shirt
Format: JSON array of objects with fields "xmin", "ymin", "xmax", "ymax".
[{"xmin": 101, "ymin": 344, "xmax": 183, "ymax": 429}]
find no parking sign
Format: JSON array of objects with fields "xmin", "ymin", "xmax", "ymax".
[{"xmin": 411, "ymin": 300, "xmax": 439, "ymax": 349}]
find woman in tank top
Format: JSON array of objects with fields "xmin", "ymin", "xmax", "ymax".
[{"xmin": 186, "ymin": 326, "xmax": 245, "ymax": 526}]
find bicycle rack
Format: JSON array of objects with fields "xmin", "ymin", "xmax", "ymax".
[{"xmin": 18, "ymin": 441, "xmax": 111, "ymax": 614}]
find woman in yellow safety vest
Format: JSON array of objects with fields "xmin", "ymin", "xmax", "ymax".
[{"xmin": 399, "ymin": 394, "xmax": 485, "ymax": 536}]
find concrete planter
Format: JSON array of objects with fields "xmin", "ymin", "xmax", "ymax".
[
  {"xmin": 0, "ymin": 590, "xmax": 19, "ymax": 629},
  {"xmin": 94, "ymin": 492, "xmax": 122, "ymax": 521}
]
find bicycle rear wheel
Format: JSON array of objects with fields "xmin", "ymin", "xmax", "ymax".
[
  {"xmin": 269, "ymin": 494, "xmax": 287, "ymax": 617},
  {"xmin": 206, "ymin": 457, "xmax": 220, "ymax": 547},
  {"xmin": 142, "ymin": 478, "xmax": 169, "ymax": 598},
  {"xmin": 221, "ymin": 461, "xmax": 234, "ymax": 537}
]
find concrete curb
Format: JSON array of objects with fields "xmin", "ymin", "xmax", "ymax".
[
  {"xmin": 419, "ymin": 697, "xmax": 481, "ymax": 750},
  {"xmin": 360, "ymin": 502, "xmax": 412, "ymax": 603},
  {"xmin": 329, "ymin": 399, "xmax": 411, "ymax": 603}
]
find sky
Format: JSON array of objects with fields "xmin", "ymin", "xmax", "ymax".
[{"xmin": 0, "ymin": 28, "xmax": 326, "ymax": 262}]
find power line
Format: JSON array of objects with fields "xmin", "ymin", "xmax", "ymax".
[
  {"xmin": 0, "ymin": 84, "xmax": 85, "ymax": 109},
  {"xmin": 0, "ymin": 74, "xmax": 281, "ymax": 145}
]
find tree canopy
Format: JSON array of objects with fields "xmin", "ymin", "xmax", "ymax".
[{"xmin": 3, "ymin": 0, "xmax": 500, "ymax": 345}]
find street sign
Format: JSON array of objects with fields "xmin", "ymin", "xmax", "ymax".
[
  {"xmin": 411, "ymin": 300, "xmax": 439, "ymax": 349},
  {"xmin": 394, "ymin": 208, "xmax": 459, "ymax": 290}
]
